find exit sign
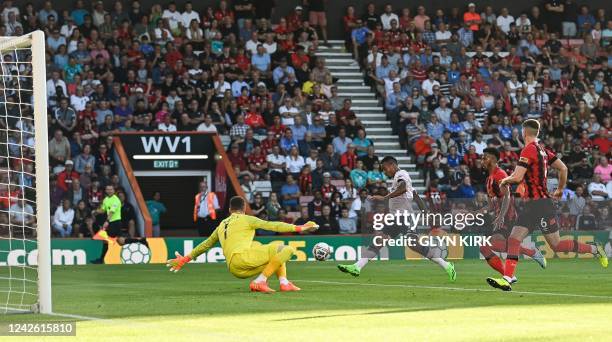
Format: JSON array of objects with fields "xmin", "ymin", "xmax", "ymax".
[{"xmin": 154, "ymin": 160, "xmax": 179, "ymax": 169}]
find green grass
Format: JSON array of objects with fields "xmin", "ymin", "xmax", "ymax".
[{"xmin": 1, "ymin": 259, "xmax": 612, "ymax": 341}]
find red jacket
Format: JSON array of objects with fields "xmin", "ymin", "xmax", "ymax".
[{"xmin": 57, "ymin": 170, "xmax": 80, "ymax": 192}]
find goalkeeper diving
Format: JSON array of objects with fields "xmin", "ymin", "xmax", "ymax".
[{"xmin": 166, "ymin": 196, "xmax": 319, "ymax": 293}]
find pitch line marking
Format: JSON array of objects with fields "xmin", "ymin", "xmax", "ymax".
[
  {"xmin": 50, "ymin": 312, "xmax": 103, "ymax": 320},
  {"xmin": 295, "ymin": 279, "xmax": 612, "ymax": 300}
]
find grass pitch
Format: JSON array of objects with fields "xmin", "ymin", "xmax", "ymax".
[{"xmin": 1, "ymin": 259, "xmax": 611, "ymax": 341}]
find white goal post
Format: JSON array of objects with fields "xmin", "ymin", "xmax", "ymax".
[{"xmin": 0, "ymin": 31, "xmax": 51, "ymax": 314}]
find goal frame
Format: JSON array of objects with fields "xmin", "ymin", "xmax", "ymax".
[{"xmin": 0, "ymin": 30, "xmax": 51, "ymax": 314}]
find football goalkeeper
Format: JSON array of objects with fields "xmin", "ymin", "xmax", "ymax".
[{"xmin": 166, "ymin": 196, "xmax": 319, "ymax": 293}]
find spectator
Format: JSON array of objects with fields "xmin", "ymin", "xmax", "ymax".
[
  {"xmin": 338, "ymin": 207, "xmax": 357, "ymax": 234},
  {"xmin": 52, "ymin": 199, "xmax": 74, "ymax": 237},
  {"xmin": 280, "ymin": 175, "xmax": 301, "ymax": 210},
  {"xmin": 146, "ymin": 191, "xmax": 167, "ymax": 237},
  {"xmin": 588, "ymin": 175, "xmax": 609, "ymax": 201},
  {"xmin": 193, "ymin": 181, "xmax": 220, "ymax": 236}
]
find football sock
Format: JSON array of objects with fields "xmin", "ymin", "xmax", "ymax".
[
  {"xmin": 553, "ymin": 240, "xmax": 595, "ymax": 254},
  {"xmin": 486, "ymin": 255, "xmax": 505, "ymax": 275},
  {"xmin": 503, "ymin": 238, "xmax": 521, "ymax": 279},
  {"xmin": 480, "ymin": 246, "xmax": 504, "ymax": 275},
  {"xmin": 430, "ymin": 257, "xmax": 448, "ymax": 270},
  {"xmin": 279, "ymin": 277, "xmax": 290, "ymax": 285},
  {"xmin": 354, "ymin": 247, "xmax": 378, "ymax": 269},
  {"xmin": 254, "ymin": 274, "xmax": 267, "ymax": 283},
  {"xmin": 520, "ymin": 246, "xmax": 536, "ymax": 257},
  {"xmin": 262, "ymin": 246, "xmax": 295, "ymax": 278},
  {"xmin": 276, "ymin": 263, "xmax": 287, "ymax": 279}
]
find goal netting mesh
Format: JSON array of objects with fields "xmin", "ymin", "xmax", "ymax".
[{"xmin": 0, "ymin": 31, "xmax": 50, "ymax": 314}]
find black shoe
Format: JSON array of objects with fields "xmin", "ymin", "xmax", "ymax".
[
  {"xmin": 91, "ymin": 258, "xmax": 104, "ymax": 264},
  {"xmin": 140, "ymin": 237, "xmax": 149, "ymax": 248}
]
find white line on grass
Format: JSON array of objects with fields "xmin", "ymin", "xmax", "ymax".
[
  {"xmin": 295, "ymin": 279, "xmax": 612, "ymax": 300},
  {"xmin": 50, "ymin": 312, "xmax": 103, "ymax": 321}
]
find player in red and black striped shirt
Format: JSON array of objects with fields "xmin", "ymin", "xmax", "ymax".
[
  {"xmin": 487, "ymin": 119, "xmax": 608, "ymax": 291},
  {"xmin": 480, "ymin": 148, "xmax": 546, "ymax": 281}
]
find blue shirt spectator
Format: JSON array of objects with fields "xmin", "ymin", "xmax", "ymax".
[
  {"xmin": 272, "ymin": 65, "xmax": 295, "ymax": 85},
  {"xmin": 251, "ymin": 52, "xmax": 271, "ymax": 72},
  {"xmin": 351, "ymin": 26, "xmax": 370, "ymax": 45}
]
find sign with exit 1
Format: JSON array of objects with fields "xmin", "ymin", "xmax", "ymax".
[{"xmin": 154, "ymin": 160, "xmax": 179, "ymax": 169}]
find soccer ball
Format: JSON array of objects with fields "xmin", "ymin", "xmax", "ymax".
[
  {"xmin": 426, "ymin": 237, "xmax": 448, "ymax": 259},
  {"xmin": 120, "ymin": 243, "xmax": 151, "ymax": 264},
  {"xmin": 312, "ymin": 242, "xmax": 332, "ymax": 261}
]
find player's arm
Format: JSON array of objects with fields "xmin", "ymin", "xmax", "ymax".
[
  {"xmin": 370, "ymin": 180, "xmax": 407, "ymax": 201},
  {"xmin": 412, "ymin": 190, "xmax": 428, "ymax": 211},
  {"xmin": 167, "ymin": 228, "xmax": 219, "ymax": 272},
  {"xmin": 500, "ymin": 146, "xmax": 533, "ymax": 186},
  {"xmin": 500, "ymin": 165, "xmax": 526, "ymax": 186},
  {"xmin": 493, "ymin": 184, "xmax": 511, "ymax": 230},
  {"xmin": 246, "ymin": 215, "xmax": 318, "ymax": 233},
  {"xmin": 549, "ymin": 158, "xmax": 568, "ymax": 199}
]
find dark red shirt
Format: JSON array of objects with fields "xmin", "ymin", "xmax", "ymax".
[
  {"xmin": 486, "ymin": 166, "xmax": 517, "ymax": 222},
  {"xmin": 516, "ymin": 142, "xmax": 557, "ymax": 199}
]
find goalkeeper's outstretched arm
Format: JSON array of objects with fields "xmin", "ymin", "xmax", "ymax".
[
  {"xmin": 189, "ymin": 228, "xmax": 219, "ymax": 260},
  {"xmin": 166, "ymin": 228, "xmax": 219, "ymax": 272},
  {"xmin": 246, "ymin": 215, "xmax": 318, "ymax": 233}
]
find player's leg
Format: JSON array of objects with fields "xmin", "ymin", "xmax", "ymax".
[
  {"xmin": 480, "ymin": 233, "xmax": 505, "ymax": 275},
  {"xmin": 407, "ymin": 231, "xmax": 456, "ymax": 282},
  {"xmin": 489, "ymin": 230, "xmax": 547, "ymax": 269},
  {"xmin": 243, "ymin": 244, "xmax": 300, "ymax": 292},
  {"xmin": 486, "ymin": 225, "xmax": 529, "ymax": 291},
  {"xmin": 539, "ymin": 198, "xmax": 607, "ymax": 267},
  {"xmin": 544, "ymin": 231, "xmax": 608, "ymax": 268}
]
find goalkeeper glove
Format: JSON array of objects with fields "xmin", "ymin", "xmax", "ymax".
[
  {"xmin": 166, "ymin": 251, "xmax": 192, "ymax": 272},
  {"xmin": 296, "ymin": 221, "xmax": 319, "ymax": 233}
]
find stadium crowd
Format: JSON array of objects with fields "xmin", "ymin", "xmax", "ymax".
[{"xmin": 0, "ymin": 1, "xmax": 609, "ymax": 239}]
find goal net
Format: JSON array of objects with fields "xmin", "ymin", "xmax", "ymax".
[{"xmin": 0, "ymin": 31, "xmax": 51, "ymax": 314}]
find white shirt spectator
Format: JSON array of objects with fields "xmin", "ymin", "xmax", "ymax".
[
  {"xmin": 380, "ymin": 12, "xmax": 399, "ymax": 30},
  {"xmin": 196, "ymin": 122, "xmax": 218, "ymax": 132},
  {"xmin": 9, "ymin": 203, "xmax": 34, "ymax": 226},
  {"xmin": 162, "ymin": 9, "xmax": 182, "ymax": 30},
  {"xmin": 348, "ymin": 196, "xmax": 361, "ymax": 219},
  {"xmin": 53, "ymin": 206, "xmax": 75, "ymax": 227},
  {"xmin": 470, "ymin": 140, "xmax": 487, "ymax": 155},
  {"xmin": 158, "ymin": 123, "xmax": 177, "ymax": 132},
  {"xmin": 263, "ymin": 42, "xmax": 277, "ymax": 55},
  {"xmin": 279, "ymin": 106, "xmax": 299, "ymax": 125},
  {"xmin": 305, "ymin": 156, "xmax": 317, "ymax": 170},
  {"xmin": 607, "ymin": 181, "xmax": 612, "ymax": 199},
  {"xmin": 213, "ymin": 80, "xmax": 231, "ymax": 96},
  {"xmin": 496, "ymin": 15, "xmax": 515, "ymax": 34},
  {"xmin": 435, "ymin": 30, "xmax": 452, "ymax": 42},
  {"xmin": 421, "ymin": 79, "xmax": 440, "ymax": 96},
  {"xmin": 245, "ymin": 39, "xmax": 259, "ymax": 55},
  {"xmin": 285, "ymin": 155, "xmax": 305, "ymax": 174},
  {"xmin": 267, "ymin": 153, "xmax": 285, "ymax": 173},
  {"xmin": 367, "ymin": 52, "xmax": 383, "ymax": 67},
  {"xmin": 70, "ymin": 94, "xmax": 90, "ymax": 112},
  {"xmin": 181, "ymin": 10, "xmax": 200, "ymax": 28},
  {"xmin": 588, "ymin": 181, "xmax": 608, "ymax": 201},
  {"xmin": 1, "ymin": 5, "xmax": 19, "ymax": 23}
]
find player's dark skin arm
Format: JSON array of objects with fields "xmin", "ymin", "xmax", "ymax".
[
  {"xmin": 412, "ymin": 190, "xmax": 428, "ymax": 212},
  {"xmin": 494, "ymin": 185, "xmax": 511, "ymax": 230},
  {"xmin": 369, "ymin": 180, "xmax": 407, "ymax": 201}
]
